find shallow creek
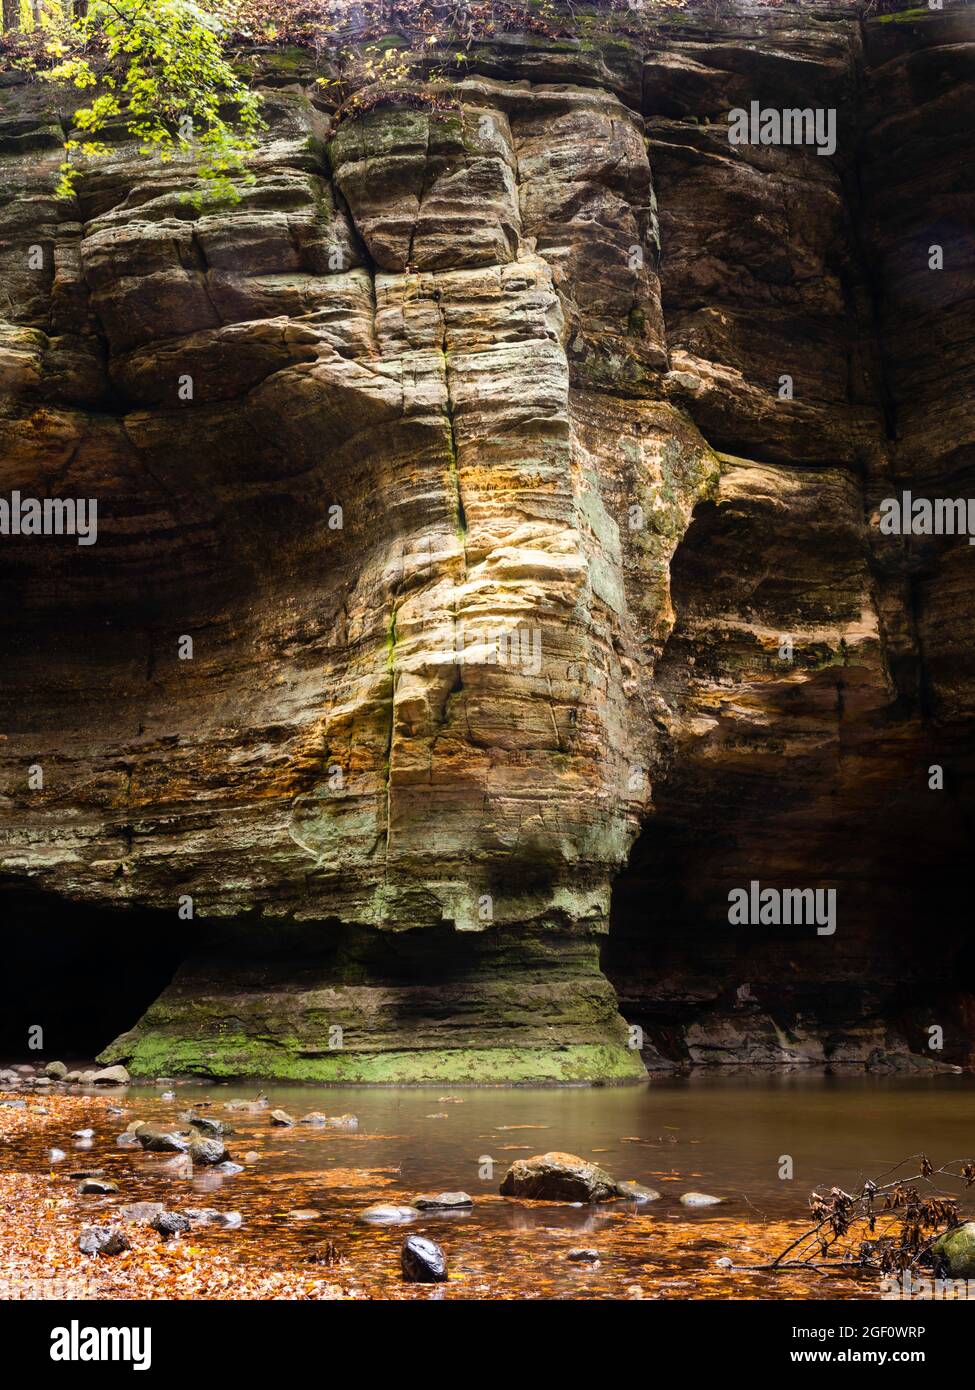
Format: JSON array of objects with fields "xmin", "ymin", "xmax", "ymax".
[{"xmin": 6, "ymin": 1072, "xmax": 974, "ymax": 1299}]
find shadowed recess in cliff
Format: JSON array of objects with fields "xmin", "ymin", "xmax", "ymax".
[
  {"xmin": 0, "ymin": 886, "xmax": 200, "ymax": 1059},
  {"xmin": 603, "ymin": 494, "xmax": 975, "ymax": 1071},
  {"xmin": 95, "ymin": 920, "xmax": 646, "ymax": 1084}
]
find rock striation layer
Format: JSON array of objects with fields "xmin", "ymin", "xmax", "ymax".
[{"xmin": 0, "ymin": 1, "xmax": 972, "ymax": 1080}]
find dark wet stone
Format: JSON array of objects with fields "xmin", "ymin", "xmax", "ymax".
[
  {"xmin": 78, "ymin": 1178, "xmax": 118, "ymax": 1194},
  {"xmin": 78, "ymin": 1226, "xmax": 129, "ymax": 1257},
  {"xmin": 186, "ymin": 1115, "xmax": 233, "ymax": 1136},
  {"xmin": 271, "ymin": 1109, "xmax": 295, "ymax": 1126},
  {"xmin": 151, "ymin": 1211, "xmax": 191, "ymax": 1239},
  {"xmin": 567, "ymin": 1248, "xmax": 600, "ymax": 1262},
  {"xmin": 189, "ymin": 1137, "xmax": 228, "ymax": 1166},
  {"xmin": 136, "ymin": 1126, "xmax": 191, "ymax": 1153},
  {"xmin": 401, "ymin": 1235, "xmax": 447, "ymax": 1283},
  {"xmin": 413, "ymin": 1191, "xmax": 474, "ymax": 1210}
]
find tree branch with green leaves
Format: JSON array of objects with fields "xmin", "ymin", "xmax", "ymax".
[{"xmin": 42, "ymin": 0, "xmax": 264, "ymax": 205}]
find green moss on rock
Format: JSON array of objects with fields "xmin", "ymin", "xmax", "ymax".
[{"xmin": 106, "ymin": 1035, "xmax": 646, "ymax": 1086}]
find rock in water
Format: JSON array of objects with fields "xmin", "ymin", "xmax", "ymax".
[
  {"xmin": 401, "ymin": 1235, "xmax": 447, "ymax": 1283},
  {"xmin": 413, "ymin": 1192, "xmax": 474, "ymax": 1211},
  {"xmin": 225, "ymin": 1096, "xmax": 269, "ymax": 1113},
  {"xmin": 78, "ymin": 1178, "xmax": 118, "ymax": 1194},
  {"xmin": 43, "ymin": 1061, "xmax": 67, "ymax": 1079},
  {"xmin": 189, "ymin": 1137, "xmax": 228, "ymax": 1166},
  {"xmin": 300, "ymin": 1113, "xmax": 358, "ymax": 1130},
  {"xmin": 358, "ymin": 1204, "xmax": 420, "ymax": 1225},
  {"xmin": 151, "ymin": 1211, "xmax": 192, "ymax": 1239},
  {"xmin": 90, "ymin": 1066, "xmax": 130, "ymax": 1086},
  {"xmin": 499, "ymin": 1152, "xmax": 620, "ymax": 1203},
  {"xmin": 931, "ymin": 1223, "xmax": 975, "ymax": 1277},
  {"xmin": 567, "ymin": 1248, "xmax": 600, "ymax": 1263},
  {"xmin": 186, "ymin": 1115, "xmax": 233, "ymax": 1136},
  {"xmin": 615, "ymin": 1180, "xmax": 662, "ymax": 1203},
  {"xmin": 270, "ymin": 1110, "xmax": 295, "ymax": 1126},
  {"xmin": 680, "ymin": 1192, "xmax": 727, "ymax": 1207},
  {"xmin": 78, "ymin": 1226, "xmax": 129, "ymax": 1257},
  {"xmin": 135, "ymin": 1126, "xmax": 191, "ymax": 1153}
]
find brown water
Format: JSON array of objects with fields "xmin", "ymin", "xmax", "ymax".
[{"xmin": 9, "ymin": 1073, "xmax": 975, "ymax": 1299}]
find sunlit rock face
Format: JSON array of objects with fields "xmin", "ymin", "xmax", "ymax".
[{"xmin": 0, "ymin": 0, "xmax": 972, "ymax": 1080}]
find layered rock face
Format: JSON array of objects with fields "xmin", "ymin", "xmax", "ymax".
[{"xmin": 0, "ymin": 0, "xmax": 972, "ymax": 1079}]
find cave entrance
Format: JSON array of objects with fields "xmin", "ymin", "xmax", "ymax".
[
  {"xmin": 601, "ymin": 490, "xmax": 975, "ymax": 1069},
  {"xmin": 0, "ymin": 885, "xmax": 198, "ymax": 1062}
]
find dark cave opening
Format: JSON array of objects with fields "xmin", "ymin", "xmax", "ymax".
[
  {"xmin": 603, "ymin": 785, "xmax": 975, "ymax": 1067},
  {"xmin": 602, "ymin": 489, "xmax": 975, "ymax": 1069},
  {"xmin": 0, "ymin": 886, "xmax": 198, "ymax": 1062}
]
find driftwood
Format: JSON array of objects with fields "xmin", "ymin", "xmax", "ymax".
[{"xmin": 735, "ymin": 1154, "xmax": 975, "ymax": 1279}]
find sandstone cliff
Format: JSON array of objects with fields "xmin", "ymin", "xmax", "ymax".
[{"xmin": 0, "ymin": 0, "xmax": 972, "ymax": 1080}]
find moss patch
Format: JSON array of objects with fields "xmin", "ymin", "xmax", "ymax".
[{"xmin": 110, "ymin": 1035, "xmax": 647, "ymax": 1086}]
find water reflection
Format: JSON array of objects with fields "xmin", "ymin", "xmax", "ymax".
[{"xmin": 7, "ymin": 1071, "xmax": 974, "ymax": 1299}]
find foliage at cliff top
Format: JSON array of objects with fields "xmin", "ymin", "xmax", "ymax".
[
  {"xmin": 7, "ymin": 1, "xmax": 264, "ymax": 204},
  {"xmin": 0, "ymin": 0, "xmax": 932, "ymax": 205}
]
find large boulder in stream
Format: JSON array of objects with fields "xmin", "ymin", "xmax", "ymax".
[
  {"xmin": 499, "ymin": 1152, "xmax": 620, "ymax": 1204},
  {"xmin": 931, "ymin": 1223, "xmax": 975, "ymax": 1277}
]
